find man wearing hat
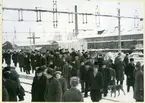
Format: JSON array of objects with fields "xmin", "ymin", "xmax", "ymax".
[
  {"xmin": 44, "ymin": 68, "xmax": 62, "ymax": 102},
  {"xmin": 31, "ymin": 67, "xmax": 47, "ymax": 102},
  {"xmin": 63, "ymin": 76, "xmax": 84, "ymax": 102},
  {"xmin": 125, "ymin": 58, "xmax": 135, "ymax": 92},
  {"xmin": 54, "ymin": 71, "xmax": 67, "ymax": 94}
]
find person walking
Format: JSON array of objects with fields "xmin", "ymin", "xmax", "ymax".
[
  {"xmin": 89, "ymin": 65, "xmax": 104, "ymax": 102},
  {"xmin": 31, "ymin": 67, "xmax": 47, "ymax": 102},
  {"xmin": 44, "ymin": 68, "xmax": 62, "ymax": 102},
  {"xmin": 54, "ymin": 71, "xmax": 67, "ymax": 94},
  {"xmin": 133, "ymin": 62, "xmax": 144, "ymax": 102},
  {"xmin": 125, "ymin": 58, "xmax": 135, "ymax": 92}
]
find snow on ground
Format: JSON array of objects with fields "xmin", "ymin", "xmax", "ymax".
[
  {"xmin": 19, "ymin": 74, "xmax": 135, "ymax": 102},
  {"xmin": 2, "ymin": 60, "xmax": 137, "ymax": 102}
]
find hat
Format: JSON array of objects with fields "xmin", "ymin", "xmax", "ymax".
[
  {"xmin": 46, "ymin": 68, "xmax": 54, "ymax": 75},
  {"xmin": 130, "ymin": 58, "xmax": 134, "ymax": 61},
  {"xmin": 4, "ymin": 67, "xmax": 11, "ymax": 72},
  {"xmin": 54, "ymin": 71, "xmax": 62, "ymax": 75},
  {"xmin": 136, "ymin": 62, "xmax": 141, "ymax": 69},
  {"xmin": 36, "ymin": 67, "xmax": 44, "ymax": 73}
]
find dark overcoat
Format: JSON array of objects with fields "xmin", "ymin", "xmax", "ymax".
[
  {"xmin": 12, "ymin": 53, "xmax": 18, "ymax": 63},
  {"xmin": 44, "ymin": 77, "xmax": 62, "ymax": 102},
  {"xmin": 115, "ymin": 60, "xmax": 124, "ymax": 81},
  {"xmin": 24, "ymin": 56, "xmax": 31, "ymax": 70},
  {"xmin": 5, "ymin": 52, "xmax": 11, "ymax": 65},
  {"xmin": 2, "ymin": 84, "xmax": 9, "ymax": 101},
  {"xmin": 4, "ymin": 79, "xmax": 19, "ymax": 101},
  {"xmin": 59, "ymin": 78, "xmax": 67, "ymax": 94},
  {"xmin": 18, "ymin": 53, "xmax": 24, "ymax": 67},
  {"xmin": 31, "ymin": 75, "xmax": 47, "ymax": 102},
  {"xmin": 133, "ymin": 69, "xmax": 144, "ymax": 101},
  {"xmin": 126, "ymin": 63, "xmax": 135, "ymax": 86}
]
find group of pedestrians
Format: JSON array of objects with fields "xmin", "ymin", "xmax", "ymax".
[{"xmin": 2, "ymin": 48, "xmax": 144, "ymax": 102}]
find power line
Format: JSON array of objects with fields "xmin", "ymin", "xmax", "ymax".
[{"xmin": 2, "ymin": 7, "xmax": 143, "ymax": 19}]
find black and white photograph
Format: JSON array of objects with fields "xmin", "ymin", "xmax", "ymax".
[{"xmin": 1, "ymin": 0, "xmax": 144, "ymax": 102}]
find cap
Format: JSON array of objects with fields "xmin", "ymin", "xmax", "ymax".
[
  {"xmin": 46, "ymin": 68, "xmax": 54, "ymax": 75},
  {"xmin": 36, "ymin": 67, "xmax": 44, "ymax": 73},
  {"xmin": 54, "ymin": 71, "xmax": 62, "ymax": 75}
]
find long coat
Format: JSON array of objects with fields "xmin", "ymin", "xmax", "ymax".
[
  {"xmin": 4, "ymin": 79, "xmax": 19, "ymax": 101},
  {"xmin": 133, "ymin": 69, "xmax": 144, "ymax": 101},
  {"xmin": 2, "ymin": 84, "xmax": 9, "ymax": 101},
  {"xmin": 63, "ymin": 88, "xmax": 84, "ymax": 102},
  {"xmin": 35, "ymin": 54, "xmax": 41, "ymax": 67},
  {"xmin": 59, "ymin": 78, "xmax": 67, "ymax": 94},
  {"xmin": 89, "ymin": 71, "xmax": 104, "ymax": 91},
  {"xmin": 12, "ymin": 53, "xmax": 18, "ymax": 63},
  {"xmin": 31, "ymin": 75, "xmax": 47, "ymax": 102},
  {"xmin": 18, "ymin": 53, "xmax": 24, "ymax": 67},
  {"xmin": 102, "ymin": 68, "xmax": 111, "ymax": 87},
  {"xmin": 89, "ymin": 71, "xmax": 104, "ymax": 101},
  {"xmin": 4, "ymin": 52, "xmax": 11, "ymax": 66},
  {"xmin": 30, "ymin": 54, "xmax": 37, "ymax": 66},
  {"xmin": 125, "ymin": 63, "xmax": 135, "ymax": 86},
  {"xmin": 24, "ymin": 56, "xmax": 31, "ymax": 70},
  {"xmin": 40, "ymin": 56, "xmax": 47, "ymax": 67},
  {"xmin": 44, "ymin": 77, "xmax": 62, "ymax": 102},
  {"xmin": 115, "ymin": 60, "xmax": 124, "ymax": 81},
  {"xmin": 109, "ymin": 68, "xmax": 116, "ymax": 85}
]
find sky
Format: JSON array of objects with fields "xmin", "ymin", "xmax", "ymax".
[{"xmin": 2, "ymin": 0, "xmax": 144, "ymax": 46}]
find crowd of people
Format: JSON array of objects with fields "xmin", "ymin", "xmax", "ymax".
[{"xmin": 2, "ymin": 48, "xmax": 144, "ymax": 102}]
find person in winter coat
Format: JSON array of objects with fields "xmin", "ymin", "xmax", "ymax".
[
  {"xmin": 30, "ymin": 51, "xmax": 37, "ymax": 73},
  {"xmin": 3, "ymin": 71, "xmax": 19, "ymax": 101},
  {"xmin": 35, "ymin": 51, "xmax": 41, "ymax": 67},
  {"xmin": 18, "ymin": 51, "xmax": 25, "ymax": 72},
  {"xmin": 80, "ymin": 62, "xmax": 85, "ymax": 93},
  {"xmin": 12, "ymin": 51, "xmax": 18, "ymax": 67},
  {"xmin": 102, "ymin": 64, "xmax": 111, "ymax": 97},
  {"xmin": 63, "ymin": 76, "xmax": 84, "ymax": 102},
  {"xmin": 74, "ymin": 56, "xmax": 81, "ymax": 76},
  {"xmin": 31, "ymin": 67, "xmax": 47, "ymax": 102},
  {"xmin": 109, "ymin": 65, "xmax": 116, "ymax": 85},
  {"xmin": 54, "ymin": 71, "xmax": 67, "ymax": 94},
  {"xmin": 62, "ymin": 61, "xmax": 70, "ymax": 87},
  {"xmin": 89, "ymin": 65, "xmax": 104, "ymax": 102},
  {"xmin": 2, "ymin": 83, "xmax": 9, "ymax": 101},
  {"xmin": 10, "ymin": 67, "xmax": 25, "ymax": 101},
  {"xmin": 44, "ymin": 68, "xmax": 62, "ymax": 102},
  {"xmin": 133, "ymin": 62, "xmax": 144, "ymax": 102},
  {"xmin": 125, "ymin": 58, "xmax": 135, "ymax": 92},
  {"xmin": 4, "ymin": 51, "xmax": 11, "ymax": 66},
  {"xmin": 40, "ymin": 53, "xmax": 47, "ymax": 67},
  {"xmin": 24, "ymin": 53, "xmax": 31, "ymax": 74},
  {"xmin": 123, "ymin": 53, "xmax": 129, "ymax": 69},
  {"xmin": 115, "ymin": 57, "xmax": 125, "ymax": 85},
  {"xmin": 83, "ymin": 62, "xmax": 91, "ymax": 97}
]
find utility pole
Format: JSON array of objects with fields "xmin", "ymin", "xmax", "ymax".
[
  {"xmin": 29, "ymin": 28, "xmax": 32, "ymax": 49},
  {"xmin": 27, "ymin": 33, "xmax": 40, "ymax": 50},
  {"xmin": 13, "ymin": 27, "xmax": 16, "ymax": 47},
  {"xmin": 118, "ymin": 3, "xmax": 121, "ymax": 52},
  {"xmin": 74, "ymin": 5, "xmax": 78, "ymax": 37}
]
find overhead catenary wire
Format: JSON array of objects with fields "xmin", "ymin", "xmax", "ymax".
[{"xmin": 2, "ymin": 7, "xmax": 143, "ymax": 19}]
